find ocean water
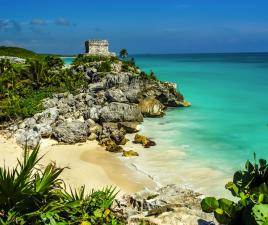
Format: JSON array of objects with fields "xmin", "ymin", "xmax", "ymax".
[
  {"xmin": 125, "ymin": 53, "xmax": 268, "ymax": 197},
  {"xmin": 61, "ymin": 57, "xmax": 75, "ymax": 65},
  {"xmin": 63, "ymin": 54, "xmax": 268, "ymax": 197}
]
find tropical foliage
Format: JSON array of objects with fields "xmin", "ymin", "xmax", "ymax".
[
  {"xmin": 72, "ymin": 54, "xmax": 118, "ymax": 66},
  {"xmin": 0, "ymin": 57, "xmax": 85, "ymax": 121},
  {"xmin": 0, "ymin": 144, "xmax": 123, "ymax": 224},
  {"xmin": 201, "ymin": 154, "xmax": 268, "ymax": 225},
  {"xmin": 119, "ymin": 49, "xmax": 128, "ymax": 59}
]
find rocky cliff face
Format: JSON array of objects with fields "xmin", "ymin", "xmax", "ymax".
[
  {"xmin": 113, "ymin": 185, "xmax": 217, "ymax": 225},
  {"xmin": 12, "ymin": 68, "xmax": 188, "ymax": 148}
]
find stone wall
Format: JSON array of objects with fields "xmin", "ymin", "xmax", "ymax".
[{"xmin": 85, "ymin": 40, "xmax": 115, "ymax": 56}]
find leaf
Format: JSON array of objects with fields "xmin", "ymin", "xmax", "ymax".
[
  {"xmin": 93, "ymin": 209, "xmax": 103, "ymax": 218},
  {"xmin": 201, "ymin": 197, "xmax": 219, "ymax": 213},
  {"xmin": 225, "ymin": 182, "xmax": 239, "ymax": 197},
  {"xmin": 252, "ymin": 204, "xmax": 268, "ymax": 225},
  {"xmin": 215, "ymin": 208, "xmax": 224, "ymax": 215}
]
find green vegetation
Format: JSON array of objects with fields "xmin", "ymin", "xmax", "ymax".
[
  {"xmin": 0, "ymin": 56, "xmax": 85, "ymax": 121},
  {"xmin": 72, "ymin": 54, "xmax": 118, "ymax": 66},
  {"xmin": 201, "ymin": 154, "xmax": 268, "ymax": 225},
  {"xmin": 0, "ymin": 144, "xmax": 122, "ymax": 224},
  {"xmin": 119, "ymin": 49, "xmax": 128, "ymax": 59},
  {"xmin": 98, "ymin": 61, "xmax": 112, "ymax": 73},
  {"xmin": 139, "ymin": 70, "xmax": 157, "ymax": 81},
  {"xmin": 0, "ymin": 46, "xmax": 39, "ymax": 59}
]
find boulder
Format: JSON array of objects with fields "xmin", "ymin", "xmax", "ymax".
[
  {"xmin": 103, "ymin": 139, "xmax": 124, "ymax": 153},
  {"xmin": 106, "ymin": 89, "xmax": 128, "ymax": 103},
  {"xmin": 122, "ymin": 150, "xmax": 139, "ymax": 157},
  {"xmin": 178, "ymin": 100, "xmax": 192, "ymax": 107},
  {"xmin": 88, "ymin": 133, "xmax": 97, "ymax": 141},
  {"xmin": 18, "ymin": 118, "xmax": 36, "ymax": 129},
  {"xmin": 33, "ymin": 107, "xmax": 59, "ymax": 125},
  {"xmin": 102, "ymin": 123, "xmax": 127, "ymax": 145},
  {"xmin": 113, "ymin": 185, "xmax": 216, "ymax": 225},
  {"xmin": 100, "ymin": 103, "xmax": 143, "ymax": 122},
  {"xmin": 33, "ymin": 124, "xmax": 52, "ymax": 138},
  {"xmin": 89, "ymin": 124, "xmax": 102, "ymax": 135},
  {"xmin": 15, "ymin": 129, "xmax": 41, "ymax": 148},
  {"xmin": 138, "ymin": 97, "xmax": 165, "ymax": 117},
  {"xmin": 133, "ymin": 134, "xmax": 156, "ymax": 148},
  {"xmin": 118, "ymin": 122, "xmax": 140, "ymax": 133},
  {"xmin": 52, "ymin": 120, "xmax": 88, "ymax": 144}
]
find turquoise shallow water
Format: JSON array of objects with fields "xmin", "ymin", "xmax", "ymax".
[
  {"xmin": 64, "ymin": 54, "xmax": 268, "ymax": 196},
  {"xmin": 130, "ymin": 53, "xmax": 268, "ymax": 196}
]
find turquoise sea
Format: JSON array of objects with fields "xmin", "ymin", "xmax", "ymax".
[{"xmin": 64, "ymin": 53, "xmax": 268, "ymax": 197}]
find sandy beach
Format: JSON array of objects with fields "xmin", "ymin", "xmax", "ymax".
[{"xmin": 0, "ymin": 134, "xmax": 155, "ymax": 195}]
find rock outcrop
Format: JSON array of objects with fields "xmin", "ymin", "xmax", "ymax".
[
  {"xmin": 138, "ymin": 97, "xmax": 165, "ymax": 117},
  {"xmin": 13, "ymin": 64, "xmax": 187, "ymax": 149},
  {"xmin": 133, "ymin": 134, "xmax": 156, "ymax": 148},
  {"xmin": 52, "ymin": 120, "xmax": 89, "ymax": 144},
  {"xmin": 113, "ymin": 185, "xmax": 217, "ymax": 225}
]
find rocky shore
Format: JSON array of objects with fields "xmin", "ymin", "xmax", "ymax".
[
  {"xmin": 1, "ymin": 59, "xmax": 219, "ymax": 225},
  {"xmin": 9, "ymin": 64, "xmax": 189, "ymax": 154},
  {"xmin": 113, "ymin": 185, "xmax": 216, "ymax": 225}
]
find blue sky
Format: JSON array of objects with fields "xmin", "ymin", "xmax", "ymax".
[{"xmin": 0, "ymin": 0, "xmax": 268, "ymax": 54}]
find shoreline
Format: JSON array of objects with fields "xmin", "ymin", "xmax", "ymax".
[{"xmin": 0, "ymin": 134, "xmax": 156, "ymax": 195}]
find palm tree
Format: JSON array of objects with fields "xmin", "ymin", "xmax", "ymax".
[{"xmin": 119, "ymin": 48, "xmax": 128, "ymax": 59}]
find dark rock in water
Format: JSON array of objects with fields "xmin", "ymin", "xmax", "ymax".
[
  {"xmin": 102, "ymin": 139, "xmax": 124, "ymax": 153},
  {"xmin": 133, "ymin": 134, "xmax": 156, "ymax": 148},
  {"xmin": 122, "ymin": 150, "xmax": 139, "ymax": 157},
  {"xmin": 100, "ymin": 103, "xmax": 143, "ymax": 122},
  {"xmin": 101, "ymin": 122, "xmax": 127, "ymax": 145},
  {"xmin": 113, "ymin": 184, "xmax": 216, "ymax": 225},
  {"xmin": 118, "ymin": 122, "xmax": 140, "ymax": 133},
  {"xmin": 52, "ymin": 120, "xmax": 88, "ymax": 144},
  {"xmin": 138, "ymin": 97, "xmax": 165, "ymax": 117}
]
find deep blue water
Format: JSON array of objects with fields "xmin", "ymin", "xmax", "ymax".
[{"xmin": 63, "ymin": 53, "xmax": 268, "ymax": 196}]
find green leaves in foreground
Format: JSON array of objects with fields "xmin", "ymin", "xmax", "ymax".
[
  {"xmin": 201, "ymin": 154, "xmax": 268, "ymax": 225},
  {"xmin": 0, "ymin": 144, "xmax": 122, "ymax": 225}
]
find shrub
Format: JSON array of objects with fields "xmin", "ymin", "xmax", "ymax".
[
  {"xmin": 201, "ymin": 154, "xmax": 268, "ymax": 225},
  {"xmin": 98, "ymin": 61, "xmax": 112, "ymax": 72},
  {"xmin": 0, "ymin": 144, "xmax": 123, "ymax": 224},
  {"xmin": 44, "ymin": 56, "xmax": 64, "ymax": 69},
  {"xmin": 0, "ymin": 57, "xmax": 86, "ymax": 121}
]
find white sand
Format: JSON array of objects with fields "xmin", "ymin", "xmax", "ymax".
[{"xmin": 0, "ymin": 134, "xmax": 155, "ymax": 195}]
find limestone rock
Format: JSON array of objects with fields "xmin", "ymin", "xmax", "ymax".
[
  {"xmin": 178, "ymin": 101, "xmax": 191, "ymax": 107},
  {"xmin": 133, "ymin": 134, "xmax": 156, "ymax": 148},
  {"xmin": 103, "ymin": 139, "xmax": 124, "ymax": 153},
  {"xmin": 113, "ymin": 185, "xmax": 217, "ymax": 225},
  {"xmin": 33, "ymin": 107, "xmax": 59, "ymax": 125},
  {"xmin": 106, "ymin": 89, "xmax": 128, "ymax": 103},
  {"xmin": 122, "ymin": 150, "xmax": 139, "ymax": 157},
  {"xmin": 138, "ymin": 97, "xmax": 165, "ymax": 117},
  {"xmin": 88, "ymin": 133, "xmax": 97, "ymax": 141},
  {"xmin": 52, "ymin": 120, "xmax": 88, "ymax": 144},
  {"xmin": 33, "ymin": 124, "xmax": 52, "ymax": 138},
  {"xmin": 100, "ymin": 103, "xmax": 143, "ymax": 122},
  {"xmin": 118, "ymin": 122, "xmax": 140, "ymax": 133},
  {"xmin": 15, "ymin": 129, "xmax": 41, "ymax": 148}
]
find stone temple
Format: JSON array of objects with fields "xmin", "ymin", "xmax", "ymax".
[{"xmin": 85, "ymin": 40, "xmax": 116, "ymax": 56}]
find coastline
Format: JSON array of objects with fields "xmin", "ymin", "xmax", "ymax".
[
  {"xmin": 119, "ymin": 118, "xmax": 233, "ymax": 199},
  {"xmin": 0, "ymin": 134, "xmax": 155, "ymax": 195}
]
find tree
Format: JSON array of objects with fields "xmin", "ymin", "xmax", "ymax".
[{"xmin": 119, "ymin": 49, "xmax": 128, "ymax": 59}]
